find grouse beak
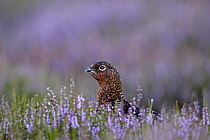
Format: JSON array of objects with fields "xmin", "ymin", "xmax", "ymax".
[
  {"xmin": 85, "ymin": 67, "xmax": 94, "ymax": 73},
  {"xmin": 85, "ymin": 67, "xmax": 98, "ymax": 76}
]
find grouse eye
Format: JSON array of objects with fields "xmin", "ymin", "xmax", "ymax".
[{"xmin": 99, "ymin": 65, "xmax": 106, "ymax": 71}]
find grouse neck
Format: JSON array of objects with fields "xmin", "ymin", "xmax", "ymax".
[
  {"xmin": 99, "ymin": 82, "xmax": 122, "ymax": 93},
  {"xmin": 97, "ymin": 81, "xmax": 125, "ymax": 105}
]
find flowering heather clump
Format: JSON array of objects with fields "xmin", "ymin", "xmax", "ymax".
[{"xmin": 0, "ymin": 83, "xmax": 209, "ymax": 140}]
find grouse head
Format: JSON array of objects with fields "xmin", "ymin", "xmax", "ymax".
[
  {"xmin": 85, "ymin": 61, "xmax": 121, "ymax": 86},
  {"xmin": 85, "ymin": 61, "xmax": 125, "ymax": 105}
]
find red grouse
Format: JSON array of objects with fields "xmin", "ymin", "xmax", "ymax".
[{"xmin": 85, "ymin": 60, "xmax": 159, "ymax": 118}]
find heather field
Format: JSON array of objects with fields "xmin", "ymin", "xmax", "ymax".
[
  {"xmin": 0, "ymin": 81, "xmax": 209, "ymax": 140},
  {"xmin": 0, "ymin": 1, "xmax": 210, "ymax": 139}
]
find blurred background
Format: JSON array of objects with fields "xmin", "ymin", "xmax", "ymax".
[{"xmin": 0, "ymin": 1, "xmax": 210, "ymax": 111}]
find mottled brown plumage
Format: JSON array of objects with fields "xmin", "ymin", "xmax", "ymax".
[{"xmin": 85, "ymin": 60, "xmax": 159, "ymax": 118}]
